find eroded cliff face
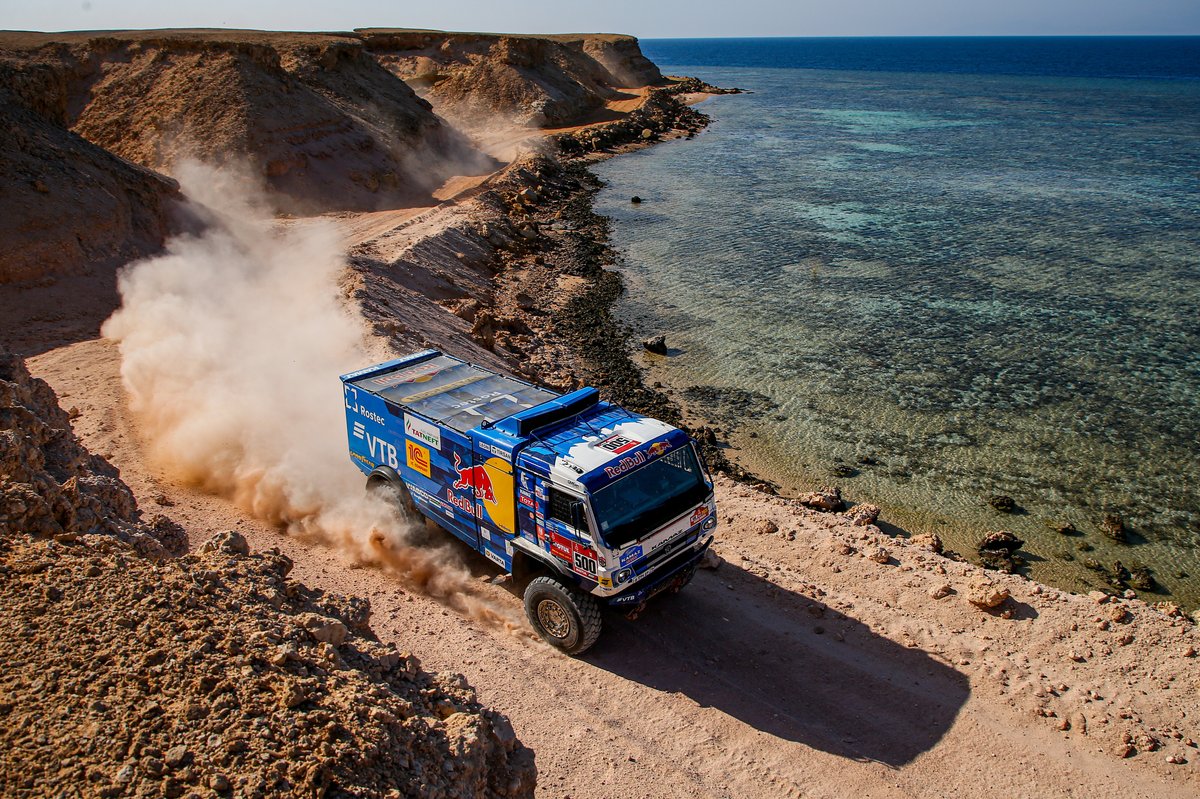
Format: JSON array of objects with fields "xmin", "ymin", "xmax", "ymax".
[
  {"xmin": 360, "ymin": 29, "xmax": 664, "ymax": 130},
  {"xmin": 0, "ymin": 31, "xmax": 494, "ymax": 215},
  {"xmin": 0, "ymin": 63, "xmax": 180, "ymax": 284}
]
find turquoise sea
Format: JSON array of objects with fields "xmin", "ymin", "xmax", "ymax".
[{"xmin": 593, "ymin": 38, "xmax": 1200, "ymax": 608}]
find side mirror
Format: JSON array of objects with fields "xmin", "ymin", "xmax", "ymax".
[{"xmin": 571, "ymin": 501, "xmax": 588, "ymax": 532}]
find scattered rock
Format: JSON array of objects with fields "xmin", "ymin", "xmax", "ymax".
[
  {"xmin": 928, "ymin": 584, "xmax": 953, "ymax": 600},
  {"xmin": 965, "ymin": 578, "xmax": 1010, "ymax": 608},
  {"xmin": 843, "ymin": 504, "xmax": 880, "ymax": 527},
  {"xmin": 910, "ymin": 533, "xmax": 943, "ymax": 554},
  {"xmin": 863, "ymin": 546, "xmax": 891, "ymax": 564},
  {"xmin": 751, "ymin": 518, "xmax": 779, "ymax": 536},
  {"xmin": 698, "ymin": 549, "xmax": 722, "ymax": 570},
  {"xmin": 630, "ymin": 195, "xmax": 643, "ymax": 204},
  {"xmin": 1053, "ymin": 521, "xmax": 1079, "ymax": 536},
  {"xmin": 798, "ymin": 486, "xmax": 843, "ymax": 512}
]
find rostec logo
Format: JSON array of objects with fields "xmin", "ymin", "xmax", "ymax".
[
  {"xmin": 357, "ymin": 406, "xmax": 385, "ymax": 425},
  {"xmin": 453, "ymin": 453, "xmax": 496, "ymax": 503}
]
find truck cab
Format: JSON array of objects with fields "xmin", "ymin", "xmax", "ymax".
[{"xmin": 340, "ymin": 349, "xmax": 716, "ymax": 654}]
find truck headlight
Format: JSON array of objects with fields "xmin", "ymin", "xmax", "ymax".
[
  {"xmin": 614, "ymin": 568, "xmax": 634, "ymax": 585},
  {"xmin": 703, "ymin": 516, "xmax": 717, "ymax": 530}
]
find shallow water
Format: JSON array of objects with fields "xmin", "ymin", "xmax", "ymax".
[{"xmin": 593, "ymin": 57, "xmax": 1200, "ymax": 608}]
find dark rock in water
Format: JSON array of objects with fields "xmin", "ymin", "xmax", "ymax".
[
  {"xmin": 857, "ymin": 455, "xmax": 880, "ymax": 466},
  {"xmin": 1054, "ymin": 522, "xmax": 1080, "ymax": 536},
  {"xmin": 1101, "ymin": 514, "xmax": 1128, "ymax": 543},
  {"xmin": 1083, "ymin": 557, "xmax": 1105, "ymax": 572},
  {"xmin": 642, "ymin": 334, "xmax": 667, "ymax": 355},
  {"xmin": 630, "ymin": 195, "xmax": 643, "ymax": 204},
  {"xmin": 1076, "ymin": 541, "xmax": 1094, "ymax": 552},
  {"xmin": 1128, "ymin": 565, "xmax": 1157, "ymax": 592},
  {"xmin": 988, "ymin": 495, "xmax": 1017, "ymax": 513},
  {"xmin": 1109, "ymin": 561, "xmax": 1134, "ymax": 590},
  {"xmin": 978, "ymin": 530, "xmax": 1025, "ymax": 573},
  {"xmin": 830, "ymin": 464, "xmax": 858, "ymax": 478}
]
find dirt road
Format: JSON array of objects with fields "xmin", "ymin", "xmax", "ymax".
[{"xmin": 25, "ymin": 332, "xmax": 1199, "ymax": 799}]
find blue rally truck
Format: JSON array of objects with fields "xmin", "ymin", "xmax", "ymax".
[{"xmin": 341, "ymin": 349, "xmax": 717, "ymax": 654}]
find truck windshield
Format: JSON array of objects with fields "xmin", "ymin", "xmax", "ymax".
[{"xmin": 590, "ymin": 446, "xmax": 709, "ymax": 549}]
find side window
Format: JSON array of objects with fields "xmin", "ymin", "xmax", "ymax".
[{"xmin": 547, "ymin": 487, "xmax": 590, "ymax": 532}]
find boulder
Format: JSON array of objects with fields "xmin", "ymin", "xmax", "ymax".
[
  {"xmin": 966, "ymin": 578, "xmax": 1010, "ymax": 608},
  {"xmin": 642, "ymin": 334, "xmax": 668, "ymax": 355},
  {"xmin": 798, "ymin": 486, "xmax": 843, "ymax": 512},
  {"xmin": 1100, "ymin": 513, "xmax": 1128, "ymax": 543},
  {"xmin": 987, "ymin": 495, "xmax": 1017, "ymax": 513},
  {"xmin": 978, "ymin": 530, "xmax": 1024, "ymax": 573},
  {"xmin": 910, "ymin": 533, "xmax": 943, "ymax": 554},
  {"xmin": 843, "ymin": 503, "xmax": 880, "ymax": 527}
]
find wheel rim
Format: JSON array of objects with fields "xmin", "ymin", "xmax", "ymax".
[{"xmin": 536, "ymin": 599, "xmax": 571, "ymax": 639}]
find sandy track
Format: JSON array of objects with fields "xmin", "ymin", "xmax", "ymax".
[{"xmin": 24, "ymin": 332, "xmax": 1198, "ymax": 799}]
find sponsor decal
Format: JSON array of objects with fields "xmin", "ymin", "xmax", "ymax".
[
  {"xmin": 646, "ymin": 441, "xmax": 671, "ymax": 458},
  {"xmin": 603, "ymin": 452, "xmax": 646, "ymax": 479},
  {"xmin": 597, "ymin": 433, "xmax": 640, "ymax": 455},
  {"xmin": 403, "ymin": 413, "xmax": 442, "ymax": 450},
  {"xmin": 483, "ymin": 548, "xmax": 505, "ymax": 568},
  {"xmin": 350, "ymin": 451, "xmax": 373, "ymax": 467},
  {"xmin": 479, "ymin": 441, "xmax": 509, "ymax": 459},
  {"xmin": 406, "ymin": 440, "xmax": 431, "ymax": 478},
  {"xmin": 549, "ymin": 531, "xmax": 599, "ymax": 577},
  {"xmin": 598, "ymin": 576, "xmax": 613, "ymax": 588},
  {"xmin": 573, "ymin": 550, "xmax": 598, "ymax": 577},
  {"xmin": 344, "ymin": 386, "xmax": 359, "ymax": 411},
  {"xmin": 359, "ymin": 430, "xmax": 398, "ymax": 469},
  {"xmin": 689, "ymin": 505, "xmax": 710, "ymax": 526},
  {"xmin": 351, "ymin": 421, "xmax": 366, "ymax": 440},
  {"xmin": 446, "ymin": 489, "xmax": 474, "ymax": 515},
  {"xmin": 453, "ymin": 453, "xmax": 496, "ymax": 503},
  {"xmin": 358, "ymin": 407, "xmax": 385, "ymax": 425},
  {"xmin": 518, "ymin": 493, "xmax": 535, "ymax": 508},
  {"xmin": 619, "ymin": 545, "xmax": 644, "ymax": 567},
  {"xmin": 549, "ymin": 532, "xmax": 571, "ymax": 561}
]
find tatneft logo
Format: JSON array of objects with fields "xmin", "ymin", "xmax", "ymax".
[{"xmin": 404, "ymin": 413, "xmax": 442, "ymax": 450}]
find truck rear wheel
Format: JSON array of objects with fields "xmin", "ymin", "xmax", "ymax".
[
  {"xmin": 366, "ymin": 470, "xmax": 418, "ymax": 517},
  {"xmin": 523, "ymin": 576, "xmax": 602, "ymax": 655}
]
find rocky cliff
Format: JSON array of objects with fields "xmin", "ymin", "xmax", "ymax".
[
  {"xmin": 360, "ymin": 29, "xmax": 664, "ymax": 129},
  {"xmin": 0, "ymin": 30, "xmax": 493, "ymax": 215},
  {"xmin": 0, "ymin": 67, "xmax": 179, "ymax": 284}
]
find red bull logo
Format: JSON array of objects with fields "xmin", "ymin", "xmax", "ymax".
[
  {"xmin": 647, "ymin": 441, "xmax": 671, "ymax": 458},
  {"xmin": 453, "ymin": 452, "xmax": 496, "ymax": 503}
]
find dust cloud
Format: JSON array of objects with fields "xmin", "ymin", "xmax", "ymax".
[{"xmin": 102, "ymin": 161, "xmax": 524, "ymax": 631}]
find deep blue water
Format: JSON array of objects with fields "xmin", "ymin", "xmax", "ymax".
[
  {"xmin": 594, "ymin": 38, "xmax": 1200, "ymax": 606},
  {"xmin": 642, "ymin": 36, "xmax": 1200, "ymax": 80}
]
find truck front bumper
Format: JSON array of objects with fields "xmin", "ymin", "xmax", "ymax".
[{"xmin": 602, "ymin": 536, "xmax": 711, "ymax": 612}]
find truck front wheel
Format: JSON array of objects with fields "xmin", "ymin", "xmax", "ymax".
[{"xmin": 523, "ymin": 576, "xmax": 602, "ymax": 655}]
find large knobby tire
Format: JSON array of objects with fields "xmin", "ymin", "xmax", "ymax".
[
  {"xmin": 366, "ymin": 473, "xmax": 418, "ymax": 517},
  {"xmin": 524, "ymin": 576, "xmax": 602, "ymax": 655}
]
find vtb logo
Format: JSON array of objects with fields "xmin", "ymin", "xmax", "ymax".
[{"xmin": 453, "ymin": 453, "xmax": 496, "ymax": 503}]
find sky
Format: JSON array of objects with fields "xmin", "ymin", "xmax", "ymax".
[{"xmin": 3, "ymin": 0, "xmax": 1198, "ymax": 38}]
